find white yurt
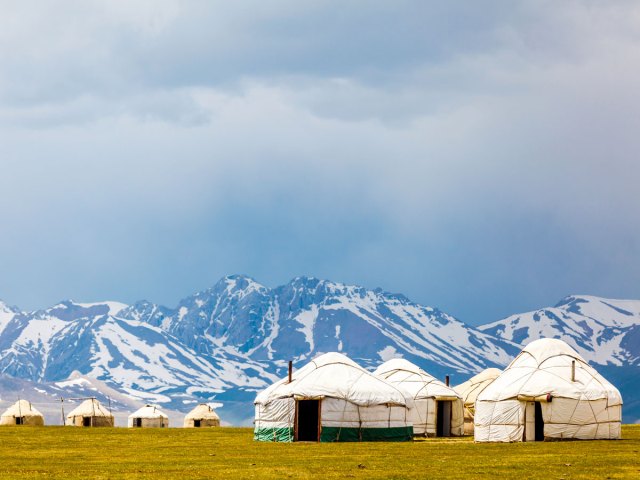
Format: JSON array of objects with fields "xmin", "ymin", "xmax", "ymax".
[
  {"xmin": 374, "ymin": 358, "xmax": 464, "ymax": 437},
  {"xmin": 453, "ymin": 368, "xmax": 501, "ymax": 435},
  {"xmin": 475, "ymin": 338, "xmax": 622, "ymax": 442},
  {"xmin": 184, "ymin": 403, "xmax": 220, "ymax": 428},
  {"xmin": 66, "ymin": 398, "xmax": 114, "ymax": 427},
  {"xmin": 0, "ymin": 400, "xmax": 45, "ymax": 426},
  {"xmin": 254, "ymin": 352, "xmax": 413, "ymax": 442},
  {"xmin": 128, "ymin": 405, "xmax": 169, "ymax": 428}
]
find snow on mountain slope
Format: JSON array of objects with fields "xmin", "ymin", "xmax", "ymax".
[
  {"xmin": 479, "ymin": 295, "xmax": 640, "ymax": 366},
  {"xmin": 122, "ymin": 275, "xmax": 520, "ymax": 380},
  {"xmin": 0, "ymin": 301, "xmax": 19, "ymax": 336},
  {"xmin": 0, "ymin": 300, "xmax": 277, "ymax": 412}
]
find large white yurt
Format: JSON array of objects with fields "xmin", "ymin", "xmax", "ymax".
[
  {"xmin": 0, "ymin": 400, "xmax": 45, "ymax": 426},
  {"xmin": 128, "ymin": 405, "xmax": 169, "ymax": 428},
  {"xmin": 453, "ymin": 368, "xmax": 501, "ymax": 435},
  {"xmin": 254, "ymin": 352, "xmax": 413, "ymax": 442},
  {"xmin": 66, "ymin": 398, "xmax": 114, "ymax": 427},
  {"xmin": 184, "ymin": 403, "xmax": 220, "ymax": 428},
  {"xmin": 475, "ymin": 338, "xmax": 622, "ymax": 442},
  {"xmin": 374, "ymin": 358, "xmax": 464, "ymax": 437}
]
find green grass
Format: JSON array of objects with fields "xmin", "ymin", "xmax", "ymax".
[{"xmin": 0, "ymin": 425, "xmax": 638, "ymax": 479}]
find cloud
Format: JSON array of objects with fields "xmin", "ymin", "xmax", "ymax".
[{"xmin": 0, "ymin": 1, "xmax": 639, "ymax": 323}]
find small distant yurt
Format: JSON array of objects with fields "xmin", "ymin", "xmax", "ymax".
[
  {"xmin": 453, "ymin": 368, "xmax": 501, "ymax": 434},
  {"xmin": 374, "ymin": 359, "xmax": 464, "ymax": 437},
  {"xmin": 0, "ymin": 400, "xmax": 44, "ymax": 426},
  {"xmin": 254, "ymin": 352, "xmax": 413, "ymax": 442},
  {"xmin": 128, "ymin": 405, "xmax": 169, "ymax": 428},
  {"xmin": 184, "ymin": 403, "xmax": 220, "ymax": 428},
  {"xmin": 66, "ymin": 398, "xmax": 114, "ymax": 427},
  {"xmin": 475, "ymin": 338, "xmax": 622, "ymax": 442}
]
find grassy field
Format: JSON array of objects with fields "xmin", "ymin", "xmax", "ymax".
[{"xmin": 0, "ymin": 425, "xmax": 638, "ymax": 479}]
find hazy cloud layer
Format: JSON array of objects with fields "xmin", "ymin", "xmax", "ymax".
[{"xmin": 1, "ymin": 1, "xmax": 639, "ymax": 323}]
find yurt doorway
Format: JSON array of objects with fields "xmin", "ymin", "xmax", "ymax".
[
  {"xmin": 83, "ymin": 417, "xmax": 91, "ymax": 427},
  {"xmin": 295, "ymin": 399, "xmax": 321, "ymax": 441},
  {"xmin": 524, "ymin": 402, "xmax": 544, "ymax": 441},
  {"xmin": 534, "ymin": 402, "xmax": 544, "ymax": 441},
  {"xmin": 436, "ymin": 400, "xmax": 452, "ymax": 437},
  {"xmin": 134, "ymin": 418, "xmax": 142, "ymax": 427}
]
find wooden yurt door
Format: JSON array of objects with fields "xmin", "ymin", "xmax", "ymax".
[{"xmin": 524, "ymin": 402, "xmax": 535, "ymax": 441}]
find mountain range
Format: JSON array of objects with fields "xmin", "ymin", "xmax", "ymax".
[{"xmin": 0, "ymin": 275, "xmax": 638, "ymax": 425}]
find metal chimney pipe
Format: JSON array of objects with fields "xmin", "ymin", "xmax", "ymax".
[
  {"xmin": 571, "ymin": 360, "xmax": 576, "ymax": 382},
  {"xmin": 445, "ymin": 375, "xmax": 450, "ymax": 387},
  {"xmin": 288, "ymin": 360, "xmax": 293, "ymax": 383}
]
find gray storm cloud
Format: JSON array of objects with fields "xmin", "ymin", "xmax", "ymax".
[{"xmin": 0, "ymin": 1, "xmax": 638, "ymax": 323}]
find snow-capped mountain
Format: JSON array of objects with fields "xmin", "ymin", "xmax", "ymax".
[
  {"xmin": 0, "ymin": 299, "xmax": 276, "ymax": 421},
  {"xmin": 0, "ymin": 280, "xmax": 638, "ymax": 424},
  {"xmin": 479, "ymin": 295, "xmax": 640, "ymax": 366},
  {"xmin": 119, "ymin": 275, "xmax": 520, "ymax": 378}
]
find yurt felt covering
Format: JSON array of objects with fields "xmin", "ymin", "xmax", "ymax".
[
  {"xmin": 128, "ymin": 405, "xmax": 169, "ymax": 428},
  {"xmin": 0, "ymin": 400, "xmax": 44, "ymax": 426},
  {"xmin": 184, "ymin": 403, "xmax": 220, "ymax": 427},
  {"xmin": 475, "ymin": 338, "xmax": 622, "ymax": 442},
  {"xmin": 254, "ymin": 352, "xmax": 413, "ymax": 442},
  {"xmin": 374, "ymin": 358, "xmax": 464, "ymax": 437},
  {"xmin": 453, "ymin": 368, "xmax": 501, "ymax": 434},
  {"xmin": 66, "ymin": 398, "xmax": 114, "ymax": 427}
]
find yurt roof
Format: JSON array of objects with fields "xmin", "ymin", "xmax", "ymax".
[
  {"xmin": 1, "ymin": 399, "xmax": 43, "ymax": 418},
  {"xmin": 453, "ymin": 368, "xmax": 501, "ymax": 406},
  {"xmin": 128, "ymin": 405, "xmax": 168, "ymax": 419},
  {"xmin": 374, "ymin": 358, "xmax": 461, "ymax": 400},
  {"xmin": 66, "ymin": 398, "xmax": 113, "ymax": 418},
  {"xmin": 255, "ymin": 352, "xmax": 410, "ymax": 407},
  {"xmin": 185, "ymin": 403, "xmax": 220, "ymax": 420},
  {"xmin": 478, "ymin": 338, "xmax": 622, "ymax": 404}
]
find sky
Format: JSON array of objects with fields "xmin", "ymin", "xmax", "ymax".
[{"xmin": 0, "ymin": 0, "xmax": 639, "ymax": 325}]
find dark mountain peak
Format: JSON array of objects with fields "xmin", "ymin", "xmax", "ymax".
[
  {"xmin": 288, "ymin": 276, "xmax": 323, "ymax": 289},
  {"xmin": 554, "ymin": 294, "xmax": 589, "ymax": 310},
  {"xmin": 43, "ymin": 300, "xmax": 113, "ymax": 321},
  {"xmin": 192, "ymin": 274, "xmax": 268, "ymax": 299}
]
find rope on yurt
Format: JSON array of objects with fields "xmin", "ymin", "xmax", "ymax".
[
  {"xmin": 336, "ymin": 399, "xmax": 349, "ymax": 442},
  {"xmin": 424, "ymin": 396, "xmax": 430, "ymax": 435}
]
